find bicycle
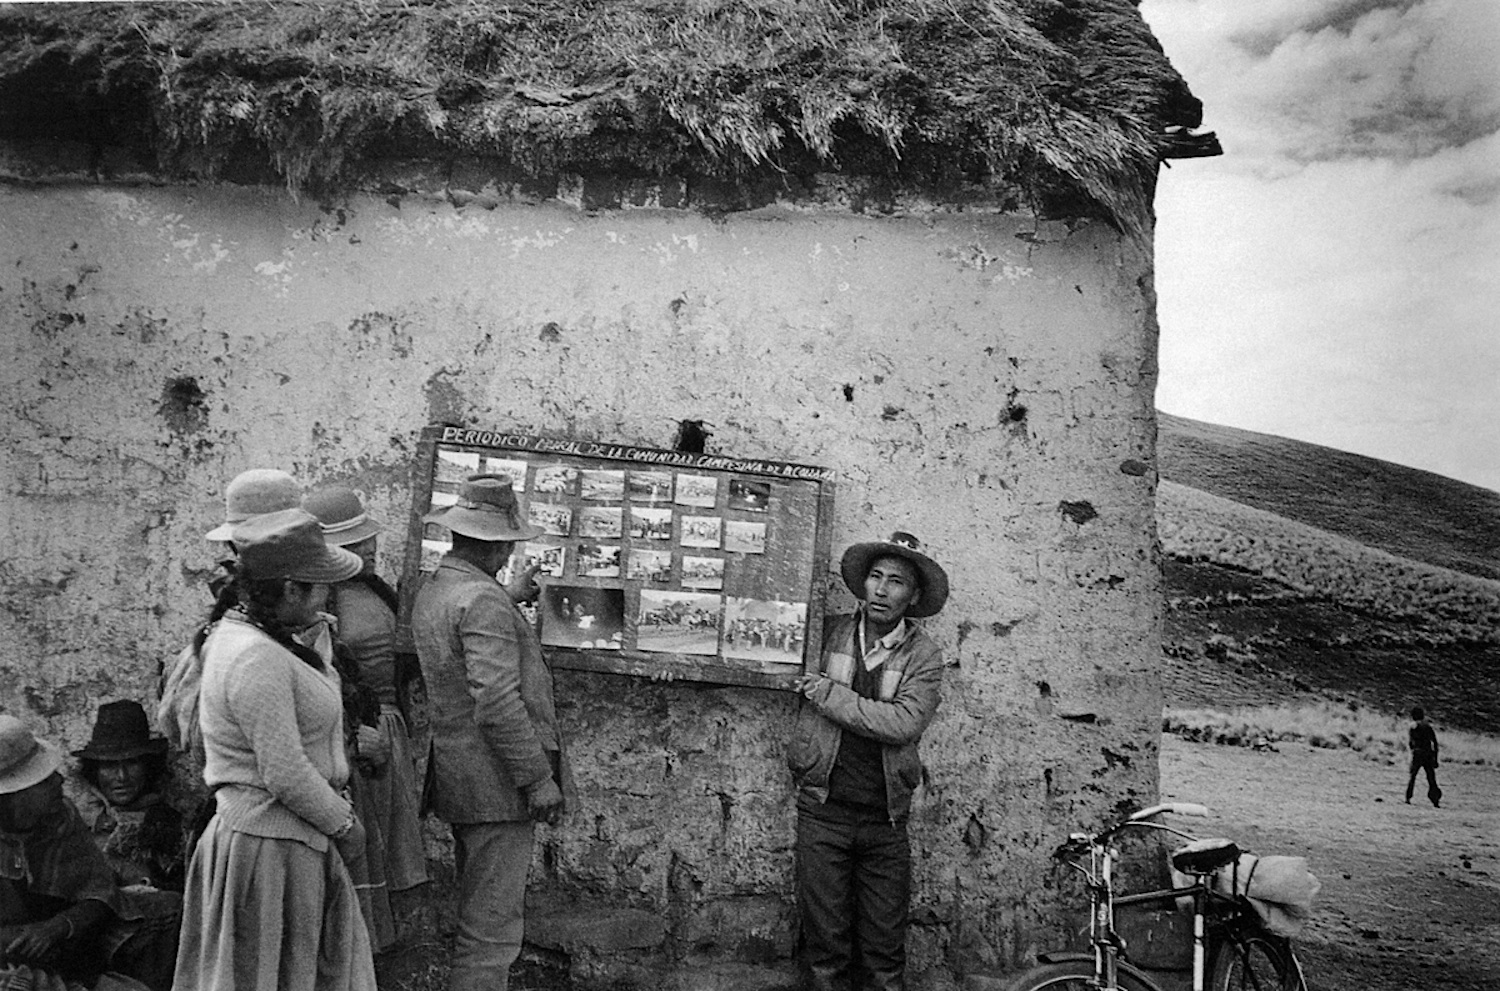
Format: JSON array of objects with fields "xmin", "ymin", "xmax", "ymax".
[{"xmin": 1003, "ymin": 802, "xmax": 1308, "ymax": 991}]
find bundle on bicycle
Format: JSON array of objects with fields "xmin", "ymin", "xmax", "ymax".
[{"xmin": 1003, "ymin": 802, "xmax": 1319, "ymax": 991}]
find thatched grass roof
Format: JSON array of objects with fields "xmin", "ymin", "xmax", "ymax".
[{"xmin": 0, "ymin": 0, "xmax": 1213, "ymax": 231}]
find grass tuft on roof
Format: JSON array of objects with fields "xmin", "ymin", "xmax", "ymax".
[{"xmin": 0, "ymin": 0, "xmax": 1207, "ymax": 233}]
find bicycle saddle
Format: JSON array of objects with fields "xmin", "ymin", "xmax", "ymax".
[{"xmin": 1171, "ymin": 837, "xmax": 1241, "ymax": 876}]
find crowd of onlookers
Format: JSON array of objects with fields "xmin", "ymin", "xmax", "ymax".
[
  {"xmin": 9, "ymin": 468, "xmax": 1445, "ymax": 991},
  {"xmin": 0, "ymin": 470, "xmax": 427, "ymax": 990}
]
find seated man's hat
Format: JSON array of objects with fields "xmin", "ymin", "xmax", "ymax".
[
  {"xmin": 0, "ymin": 715, "xmax": 64, "ymax": 795},
  {"xmin": 72, "ymin": 700, "xmax": 170, "ymax": 762},
  {"xmin": 840, "ymin": 531, "xmax": 949, "ymax": 618}
]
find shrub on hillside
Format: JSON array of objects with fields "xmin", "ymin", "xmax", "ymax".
[
  {"xmin": 1159, "ymin": 482, "xmax": 1500, "ymax": 642},
  {"xmin": 1164, "ymin": 701, "xmax": 1497, "ymax": 766}
]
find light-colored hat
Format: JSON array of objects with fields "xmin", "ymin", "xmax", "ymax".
[
  {"xmin": 205, "ymin": 469, "xmax": 302, "ymax": 541},
  {"xmin": 304, "ymin": 486, "xmax": 382, "ymax": 547},
  {"xmin": 0, "ymin": 714, "xmax": 64, "ymax": 795},
  {"xmin": 423, "ymin": 474, "xmax": 543, "ymax": 542},
  {"xmin": 231, "ymin": 508, "xmax": 363, "ymax": 583},
  {"xmin": 840, "ymin": 531, "xmax": 950, "ymax": 618}
]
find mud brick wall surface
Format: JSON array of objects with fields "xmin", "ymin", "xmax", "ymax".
[{"xmin": 0, "ymin": 175, "xmax": 1164, "ymax": 987}]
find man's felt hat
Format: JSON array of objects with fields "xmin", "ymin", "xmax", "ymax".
[
  {"xmin": 423, "ymin": 474, "xmax": 544, "ymax": 542},
  {"xmin": 0, "ymin": 715, "xmax": 64, "ymax": 795},
  {"xmin": 840, "ymin": 531, "xmax": 949, "ymax": 618},
  {"xmin": 72, "ymin": 700, "xmax": 169, "ymax": 762},
  {"xmin": 305, "ymin": 486, "xmax": 382, "ymax": 547},
  {"xmin": 205, "ymin": 469, "xmax": 302, "ymax": 542},
  {"xmin": 231, "ymin": 508, "xmax": 364, "ymax": 583}
]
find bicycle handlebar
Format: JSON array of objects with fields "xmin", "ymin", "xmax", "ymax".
[
  {"xmin": 1128, "ymin": 797, "xmax": 1212, "ymax": 821},
  {"xmin": 1130, "ymin": 802, "xmax": 1209, "ymax": 822},
  {"xmin": 1054, "ymin": 802, "xmax": 1212, "ymax": 859}
]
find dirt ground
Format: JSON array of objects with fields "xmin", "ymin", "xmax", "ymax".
[
  {"xmin": 378, "ymin": 735, "xmax": 1499, "ymax": 990},
  {"xmin": 1161, "ymin": 735, "xmax": 1500, "ymax": 991}
]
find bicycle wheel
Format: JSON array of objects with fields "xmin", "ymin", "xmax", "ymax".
[
  {"xmin": 1003, "ymin": 960, "xmax": 1163, "ymax": 991},
  {"xmin": 1210, "ymin": 932, "xmax": 1305, "ymax": 991}
]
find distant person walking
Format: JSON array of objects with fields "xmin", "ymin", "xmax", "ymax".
[{"xmin": 1404, "ymin": 706, "xmax": 1442, "ymax": 808}]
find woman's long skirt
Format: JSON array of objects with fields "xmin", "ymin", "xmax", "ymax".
[
  {"xmin": 346, "ymin": 768, "xmax": 396, "ymax": 952},
  {"xmin": 370, "ymin": 704, "xmax": 429, "ymax": 892},
  {"xmin": 173, "ymin": 817, "xmax": 376, "ymax": 991}
]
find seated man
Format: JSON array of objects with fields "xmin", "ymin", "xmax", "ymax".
[
  {"xmin": 72, "ymin": 701, "xmax": 186, "ymax": 893},
  {"xmin": 0, "ymin": 715, "xmax": 179, "ymax": 991}
]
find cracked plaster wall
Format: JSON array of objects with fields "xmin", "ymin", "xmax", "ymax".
[{"xmin": 0, "ymin": 179, "xmax": 1164, "ymax": 986}]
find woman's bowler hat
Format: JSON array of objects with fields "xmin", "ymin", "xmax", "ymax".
[
  {"xmin": 205, "ymin": 469, "xmax": 302, "ymax": 542},
  {"xmin": 305, "ymin": 486, "xmax": 382, "ymax": 547},
  {"xmin": 232, "ymin": 508, "xmax": 364, "ymax": 583}
]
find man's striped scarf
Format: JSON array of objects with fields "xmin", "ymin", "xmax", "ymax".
[{"xmin": 821, "ymin": 615, "xmax": 912, "ymax": 701}]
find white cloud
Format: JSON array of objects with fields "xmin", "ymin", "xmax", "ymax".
[
  {"xmin": 1144, "ymin": 0, "xmax": 1500, "ymax": 489},
  {"xmin": 1146, "ymin": 0, "xmax": 1500, "ymax": 162},
  {"xmin": 1154, "ymin": 132, "xmax": 1500, "ymax": 488}
]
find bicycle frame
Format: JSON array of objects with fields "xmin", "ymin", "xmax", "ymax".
[
  {"xmin": 1056, "ymin": 803, "xmax": 1224, "ymax": 991},
  {"xmin": 1016, "ymin": 803, "xmax": 1304, "ymax": 991}
]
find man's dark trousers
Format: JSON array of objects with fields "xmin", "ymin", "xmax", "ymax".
[
  {"xmin": 1406, "ymin": 754, "xmax": 1441, "ymax": 806},
  {"xmin": 796, "ymin": 798, "xmax": 910, "ymax": 991}
]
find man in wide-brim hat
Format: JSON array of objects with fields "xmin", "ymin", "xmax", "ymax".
[
  {"xmin": 787, "ymin": 531, "xmax": 950, "ymax": 991},
  {"xmin": 412, "ymin": 474, "xmax": 572, "ymax": 991},
  {"xmin": 0, "ymin": 714, "xmax": 181, "ymax": 988}
]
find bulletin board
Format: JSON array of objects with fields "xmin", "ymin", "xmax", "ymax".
[{"xmin": 397, "ymin": 424, "xmax": 837, "ymax": 688}]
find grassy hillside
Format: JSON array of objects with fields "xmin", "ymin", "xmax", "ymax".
[
  {"xmin": 1157, "ymin": 479, "xmax": 1500, "ymax": 735},
  {"xmin": 1158, "ymin": 412, "xmax": 1500, "ymax": 580}
]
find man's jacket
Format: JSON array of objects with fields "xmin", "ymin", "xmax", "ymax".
[
  {"xmin": 786, "ymin": 612, "xmax": 943, "ymax": 822},
  {"xmin": 412, "ymin": 555, "xmax": 570, "ymax": 823}
]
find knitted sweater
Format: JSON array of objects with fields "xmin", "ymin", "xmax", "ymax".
[{"xmin": 199, "ymin": 614, "xmax": 353, "ymax": 851}]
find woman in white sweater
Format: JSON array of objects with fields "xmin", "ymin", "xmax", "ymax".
[{"xmin": 173, "ymin": 508, "xmax": 376, "ymax": 991}]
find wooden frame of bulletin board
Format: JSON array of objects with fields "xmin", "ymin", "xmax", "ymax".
[{"xmin": 397, "ymin": 424, "xmax": 837, "ymax": 689}]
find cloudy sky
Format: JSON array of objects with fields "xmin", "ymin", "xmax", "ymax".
[{"xmin": 1139, "ymin": 0, "xmax": 1500, "ymax": 491}]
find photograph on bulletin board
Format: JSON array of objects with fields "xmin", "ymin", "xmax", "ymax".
[{"xmin": 399, "ymin": 425, "xmax": 836, "ymax": 688}]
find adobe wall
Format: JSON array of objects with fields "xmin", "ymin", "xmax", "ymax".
[{"xmin": 0, "ymin": 174, "xmax": 1164, "ymax": 987}]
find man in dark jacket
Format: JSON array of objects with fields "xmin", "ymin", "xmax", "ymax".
[
  {"xmin": 788, "ymin": 532, "xmax": 949, "ymax": 991},
  {"xmin": 412, "ymin": 474, "xmax": 569, "ymax": 991},
  {"xmin": 0, "ymin": 715, "xmax": 180, "ymax": 990},
  {"xmin": 1405, "ymin": 706, "xmax": 1441, "ymax": 808}
]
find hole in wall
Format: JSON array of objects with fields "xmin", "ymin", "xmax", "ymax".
[
  {"xmin": 674, "ymin": 419, "xmax": 712, "ymax": 453},
  {"xmin": 1059, "ymin": 500, "xmax": 1098, "ymax": 525},
  {"xmin": 158, "ymin": 376, "xmax": 209, "ymax": 434}
]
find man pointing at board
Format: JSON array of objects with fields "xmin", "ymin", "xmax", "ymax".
[
  {"xmin": 788, "ymin": 532, "xmax": 949, "ymax": 991},
  {"xmin": 412, "ymin": 474, "xmax": 570, "ymax": 991}
]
